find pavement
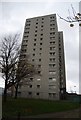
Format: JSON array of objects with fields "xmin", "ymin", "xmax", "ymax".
[{"xmin": 24, "ymin": 108, "xmax": 80, "ymax": 118}]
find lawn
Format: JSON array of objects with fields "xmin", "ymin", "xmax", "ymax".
[{"xmin": 2, "ymin": 97, "xmax": 80, "ymax": 117}]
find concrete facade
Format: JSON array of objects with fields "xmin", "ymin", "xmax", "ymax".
[{"xmin": 20, "ymin": 14, "xmax": 66, "ymax": 100}]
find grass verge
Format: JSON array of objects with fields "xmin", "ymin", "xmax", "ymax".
[{"xmin": 2, "ymin": 97, "xmax": 80, "ymax": 117}]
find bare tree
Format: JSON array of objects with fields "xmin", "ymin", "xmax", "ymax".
[
  {"xmin": 0, "ymin": 34, "xmax": 20, "ymax": 101},
  {"xmin": 0, "ymin": 33, "xmax": 37, "ymax": 101},
  {"xmin": 14, "ymin": 58, "xmax": 36, "ymax": 98},
  {"xmin": 58, "ymin": 4, "xmax": 81, "ymax": 27}
]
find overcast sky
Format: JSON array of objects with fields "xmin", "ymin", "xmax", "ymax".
[{"xmin": 0, "ymin": 0, "xmax": 80, "ymax": 94}]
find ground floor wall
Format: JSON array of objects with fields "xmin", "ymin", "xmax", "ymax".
[{"xmin": 18, "ymin": 90, "xmax": 60, "ymax": 100}]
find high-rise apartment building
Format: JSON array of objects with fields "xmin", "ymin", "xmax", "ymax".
[{"xmin": 20, "ymin": 14, "xmax": 66, "ymax": 100}]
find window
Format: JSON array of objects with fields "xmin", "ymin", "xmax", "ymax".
[
  {"xmin": 27, "ymin": 31, "xmax": 29, "ymax": 34},
  {"xmin": 50, "ymin": 17, "xmax": 52, "ymax": 19},
  {"xmin": 49, "ymin": 58, "xmax": 55, "ymax": 62},
  {"xmin": 39, "ymin": 53, "xmax": 42, "ymax": 55},
  {"xmin": 20, "ymin": 54, "xmax": 26, "ymax": 58},
  {"xmin": 50, "ymin": 52, "xmax": 55, "ymax": 56},
  {"xmin": 39, "ymin": 59, "xmax": 41, "ymax": 61},
  {"xmin": 21, "ymin": 49, "xmax": 27, "ymax": 52},
  {"xmin": 50, "ymin": 53, "xmax": 52, "ymax": 55},
  {"xmin": 49, "ymin": 93, "xmax": 51, "ymax": 96},
  {"xmin": 38, "ymin": 71, "xmax": 41, "ymax": 74},
  {"xmin": 30, "ymin": 78, "xmax": 33, "ymax": 81},
  {"xmin": 35, "ymin": 34, "xmax": 37, "ymax": 37},
  {"xmin": 50, "ymin": 24, "xmax": 55, "ymax": 26},
  {"xmin": 24, "ymin": 35, "xmax": 29, "ymax": 38},
  {"xmin": 32, "ymin": 65, "xmax": 34, "ymax": 67},
  {"xmin": 41, "ymin": 34, "xmax": 43, "ymax": 36},
  {"xmin": 40, "ymin": 43, "xmax": 42, "ymax": 45},
  {"xmin": 22, "ymin": 44, "xmax": 27, "ymax": 47},
  {"xmin": 49, "ymin": 71, "xmax": 56, "ymax": 74},
  {"xmin": 26, "ymin": 40, "xmax": 28, "ymax": 42},
  {"xmin": 49, "ymin": 85, "xmax": 56, "ymax": 89},
  {"xmin": 49, "ymin": 78, "xmax": 52, "ymax": 80},
  {"xmin": 37, "ymin": 78, "xmax": 41, "ymax": 81},
  {"xmin": 24, "ymin": 31, "xmax": 29, "ymax": 34},
  {"xmin": 32, "ymin": 59, "xmax": 34, "ymax": 61},
  {"xmin": 42, "ymin": 18, "xmax": 44, "ymax": 20},
  {"xmin": 50, "ymin": 47, "xmax": 52, "ymax": 50},
  {"xmin": 49, "ymin": 93, "xmax": 56, "ymax": 97},
  {"xmin": 36, "ymin": 22, "xmax": 38, "ymax": 24},
  {"xmin": 50, "ymin": 32, "xmax": 55, "ymax": 35},
  {"xmin": 49, "ymin": 77, "xmax": 53, "ymax": 81},
  {"xmin": 50, "ymin": 16, "xmax": 55, "ymax": 19},
  {"xmin": 50, "ymin": 28, "xmax": 55, "ymax": 30},
  {"xmin": 59, "ymin": 48, "xmax": 61, "ymax": 50},
  {"xmin": 49, "ymin": 78, "xmax": 56, "ymax": 81},
  {"xmin": 50, "ymin": 41, "xmax": 55, "ymax": 45},
  {"xmin": 59, "ymin": 44, "xmax": 61, "ymax": 46},
  {"xmin": 26, "ymin": 20, "xmax": 31, "ymax": 22},
  {"xmin": 26, "ymin": 24, "xmax": 30, "ymax": 26},
  {"xmin": 53, "ymin": 64, "xmax": 55, "ymax": 67},
  {"xmin": 30, "ymin": 85, "xmax": 32, "ymax": 88},
  {"xmin": 35, "ymin": 30, "xmax": 37, "ymax": 32},
  {"xmin": 38, "ymin": 65, "xmax": 41, "ymax": 68},
  {"xmin": 34, "ymin": 39, "xmax": 36, "ymax": 41},
  {"xmin": 59, "ymin": 59, "xmax": 61, "ymax": 62},
  {"xmin": 37, "ymin": 93, "xmax": 39, "ymax": 95},
  {"xmin": 49, "ymin": 64, "xmax": 55, "ymax": 67},
  {"xmin": 34, "ymin": 43, "xmax": 36, "ymax": 46},
  {"xmin": 50, "ymin": 47, "xmax": 55, "ymax": 50},
  {"xmin": 50, "ymin": 37, "xmax": 55, "ymax": 40},
  {"xmin": 36, "ymin": 26, "xmax": 38, "ymax": 28},
  {"xmin": 41, "ymin": 29, "xmax": 43, "ymax": 31},
  {"xmin": 41, "ymin": 25, "xmax": 43, "ymax": 27},
  {"xmin": 25, "ymin": 26, "xmax": 30, "ymax": 29},
  {"xmin": 33, "ymin": 54, "xmax": 35, "ymax": 56},
  {"xmin": 50, "ymin": 20, "xmax": 55, "ymax": 22},
  {"xmin": 40, "ymin": 48, "xmax": 42, "ymax": 50},
  {"xmin": 33, "ymin": 48, "xmax": 36, "ymax": 51},
  {"xmin": 52, "ymin": 78, "xmax": 56, "ymax": 81},
  {"xmin": 40, "ymin": 38, "xmax": 43, "ymax": 40},
  {"xmin": 23, "ymin": 40, "xmax": 28, "ymax": 43},
  {"xmin": 28, "ymin": 92, "xmax": 32, "ymax": 95},
  {"xmin": 49, "ymin": 78, "xmax": 56, "ymax": 82},
  {"xmin": 50, "ymin": 58, "xmax": 52, "ymax": 61},
  {"xmin": 37, "ymin": 85, "xmax": 40, "ymax": 88}
]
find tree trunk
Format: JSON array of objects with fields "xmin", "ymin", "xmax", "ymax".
[
  {"xmin": 14, "ymin": 83, "xmax": 18, "ymax": 99},
  {"xmin": 3, "ymin": 80, "xmax": 7, "ymax": 102}
]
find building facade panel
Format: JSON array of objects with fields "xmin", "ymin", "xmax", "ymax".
[{"xmin": 20, "ymin": 14, "xmax": 66, "ymax": 100}]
